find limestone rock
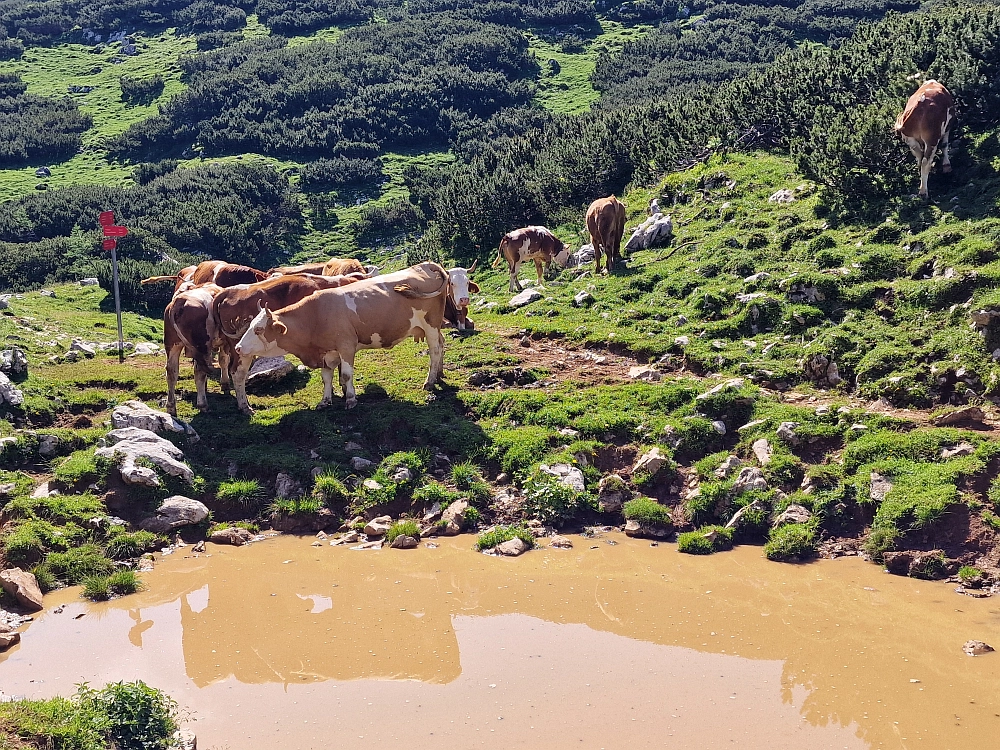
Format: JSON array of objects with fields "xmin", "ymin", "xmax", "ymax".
[
  {"xmin": 0, "ymin": 348, "xmax": 28, "ymax": 377},
  {"xmin": 362, "ymin": 478, "xmax": 382, "ymax": 492},
  {"xmin": 0, "ymin": 372, "xmax": 24, "ymax": 407},
  {"xmin": 496, "ymin": 537, "xmax": 530, "ymax": 556},
  {"xmin": 732, "ymin": 466, "xmax": 767, "ymax": 495},
  {"xmin": 963, "ymin": 640, "xmax": 994, "ymax": 657},
  {"xmin": 96, "ymin": 427, "xmax": 193, "ymax": 486},
  {"xmin": 37, "ymin": 434, "xmax": 60, "ymax": 458},
  {"xmin": 440, "ymin": 500, "xmax": 469, "ymax": 535},
  {"xmin": 0, "ymin": 296, "xmax": 8, "ymax": 310},
  {"xmin": 540, "ymin": 463, "xmax": 585, "ymax": 493},
  {"xmin": 274, "ymin": 472, "xmax": 302, "ymax": 499},
  {"xmin": 391, "ymin": 466, "xmax": 413, "ymax": 483},
  {"xmin": 768, "ymin": 188, "xmax": 795, "ymax": 204},
  {"xmin": 711, "ymin": 420, "xmax": 727, "ymax": 435},
  {"xmin": 803, "ymin": 353, "xmax": 842, "ymax": 386},
  {"xmin": 632, "ymin": 447, "xmax": 667, "ymax": 476},
  {"xmin": 132, "ymin": 342, "xmax": 159, "ymax": 356},
  {"xmin": 628, "ymin": 365, "xmax": 661, "ymax": 382},
  {"xmin": 0, "ymin": 631, "xmax": 20, "ymax": 650},
  {"xmin": 696, "ymin": 378, "xmax": 744, "ymax": 401},
  {"xmin": 714, "ymin": 455, "xmax": 743, "ymax": 479},
  {"xmin": 624, "ymin": 519, "xmax": 672, "ymax": 539},
  {"xmin": 509, "ymin": 289, "xmax": 542, "ymax": 308},
  {"xmin": 68, "ymin": 339, "xmax": 96, "ymax": 358},
  {"xmin": 0, "ymin": 568, "xmax": 44, "ymax": 611},
  {"xmin": 773, "ymin": 503, "xmax": 812, "ymax": 527},
  {"xmin": 870, "ymin": 472, "xmax": 893, "ymax": 504},
  {"xmin": 364, "ymin": 515, "xmax": 393, "ymax": 537},
  {"xmin": 209, "ymin": 527, "xmax": 254, "ymax": 546},
  {"xmin": 941, "ymin": 441, "xmax": 976, "ymax": 460},
  {"xmin": 79, "ymin": 277, "xmax": 100, "ymax": 286},
  {"xmin": 140, "ymin": 496, "xmax": 209, "ymax": 534},
  {"xmin": 597, "ymin": 474, "xmax": 629, "ymax": 513},
  {"xmin": 933, "ymin": 406, "xmax": 986, "ymax": 427},
  {"xmin": 423, "ymin": 502, "xmax": 443, "ymax": 523},
  {"xmin": 573, "ymin": 290, "xmax": 594, "ymax": 307},
  {"xmin": 247, "ymin": 356, "xmax": 294, "ymax": 385},
  {"xmin": 624, "ymin": 212, "xmax": 673, "ymax": 253},
  {"xmin": 331, "ymin": 530, "xmax": 360, "ymax": 546},
  {"xmin": 111, "ymin": 400, "xmax": 197, "ymax": 439},
  {"xmin": 390, "ymin": 534, "xmax": 418, "ymax": 549},
  {"xmin": 350, "ymin": 456, "xmax": 374, "ymax": 472},
  {"xmin": 39, "ymin": 289, "xmax": 56, "ymax": 298},
  {"xmin": 776, "ymin": 421, "xmax": 800, "ymax": 446},
  {"xmin": 549, "ymin": 535, "xmax": 573, "ymax": 548}
]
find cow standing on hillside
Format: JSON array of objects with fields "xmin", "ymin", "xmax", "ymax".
[
  {"xmin": 494, "ymin": 226, "xmax": 571, "ymax": 293},
  {"xmin": 895, "ymin": 80, "xmax": 955, "ymax": 199},
  {"xmin": 234, "ymin": 263, "xmax": 450, "ymax": 409},
  {"xmin": 586, "ymin": 195, "xmax": 626, "ymax": 274},
  {"xmin": 213, "ymin": 273, "xmax": 366, "ymax": 414},
  {"xmin": 163, "ymin": 283, "xmax": 224, "ymax": 416}
]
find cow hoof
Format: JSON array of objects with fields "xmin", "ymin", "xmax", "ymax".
[
  {"xmin": 238, "ymin": 406, "xmax": 254, "ymax": 416},
  {"xmin": 943, "ymin": 165, "xmax": 953, "ymax": 174},
  {"xmin": 344, "ymin": 398, "xmax": 358, "ymax": 410},
  {"xmin": 315, "ymin": 399, "xmax": 332, "ymax": 410}
]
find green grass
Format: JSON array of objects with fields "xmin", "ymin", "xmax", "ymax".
[
  {"xmin": 623, "ymin": 496, "xmax": 671, "ymax": 525},
  {"xmin": 53, "ymin": 449, "xmax": 101, "ymax": 486},
  {"xmin": 764, "ymin": 522, "xmax": 818, "ymax": 561},
  {"xmin": 267, "ymin": 496, "xmax": 323, "ymax": 515},
  {"xmin": 676, "ymin": 525, "xmax": 733, "ymax": 555},
  {"xmin": 45, "ymin": 544, "xmax": 114, "ymax": 585},
  {"xmin": 215, "ymin": 478, "xmax": 264, "ymax": 507},
  {"xmin": 476, "ymin": 524, "xmax": 534, "ymax": 551},
  {"xmin": 958, "ymin": 565, "xmax": 984, "ymax": 586},
  {"xmin": 104, "ymin": 530, "xmax": 163, "ymax": 560},
  {"xmin": 384, "ymin": 519, "xmax": 420, "ymax": 545},
  {"xmin": 312, "ymin": 472, "xmax": 349, "ymax": 505}
]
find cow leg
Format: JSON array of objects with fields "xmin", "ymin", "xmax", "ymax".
[
  {"xmin": 509, "ymin": 262, "xmax": 522, "ymax": 293},
  {"xmin": 337, "ymin": 350, "xmax": 358, "ymax": 409},
  {"xmin": 534, "ymin": 258, "xmax": 545, "ymax": 288},
  {"xmin": 318, "ymin": 351, "xmax": 342, "ymax": 409},
  {"xmin": 165, "ymin": 345, "xmax": 182, "ymax": 417},
  {"xmin": 919, "ymin": 142, "xmax": 936, "ymax": 199},
  {"xmin": 193, "ymin": 362, "xmax": 209, "ymax": 411},
  {"xmin": 424, "ymin": 328, "xmax": 445, "ymax": 389},
  {"xmin": 233, "ymin": 355, "xmax": 254, "ymax": 415},
  {"xmin": 218, "ymin": 346, "xmax": 232, "ymax": 394}
]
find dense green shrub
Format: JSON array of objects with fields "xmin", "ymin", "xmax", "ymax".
[
  {"xmin": 623, "ymin": 496, "xmax": 671, "ymax": 526},
  {"xmin": 677, "ymin": 525, "xmax": 733, "ymax": 554},
  {"xmin": 0, "ymin": 74, "xmax": 91, "ymax": 167},
  {"xmin": 120, "ymin": 75, "xmax": 164, "ymax": 105},
  {"xmin": 476, "ymin": 524, "xmax": 534, "ymax": 551},
  {"xmin": 764, "ymin": 522, "xmax": 818, "ymax": 561}
]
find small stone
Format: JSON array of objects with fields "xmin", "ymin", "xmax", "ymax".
[
  {"xmin": 772, "ymin": 503, "xmax": 812, "ymax": 527},
  {"xmin": 573, "ymin": 290, "xmax": 594, "ymax": 307},
  {"xmin": 963, "ymin": 640, "xmax": 994, "ymax": 657},
  {"xmin": 696, "ymin": 378, "xmax": 745, "ymax": 401},
  {"xmin": 391, "ymin": 466, "xmax": 413, "ymax": 482},
  {"xmin": 496, "ymin": 537, "xmax": 530, "ymax": 556},
  {"xmin": 79, "ymin": 277, "xmax": 100, "ymax": 286},
  {"xmin": 440, "ymin": 500, "xmax": 469, "ymax": 535},
  {"xmin": 350, "ymin": 456, "xmax": 374, "ymax": 471},
  {"xmin": 509, "ymin": 289, "xmax": 542, "ymax": 308},
  {"xmin": 0, "ymin": 348, "xmax": 28, "ymax": 376},
  {"xmin": 332, "ymin": 530, "xmax": 360, "ymax": 545},
  {"xmin": 209, "ymin": 527, "xmax": 254, "ymax": 546},
  {"xmin": 0, "ymin": 568, "xmax": 44, "ymax": 611},
  {"xmin": 193, "ymin": 541, "xmax": 206, "ymax": 553},
  {"xmin": 941, "ymin": 442, "xmax": 976, "ymax": 460},
  {"xmin": 390, "ymin": 535, "xmax": 418, "ymax": 549},
  {"xmin": 776, "ymin": 421, "xmax": 800, "ymax": 446},
  {"xmin": 96, "ymin": 427, "xmax": 193, "ymax": 486},
  {"xmin": 364, "ymin": 515, "xmax": 393, "ymax": 537},
  {"xmin": 732, "ymin": 466, "xmax": 768, "ymax": 494},
  {"xmin": 37, "ymin": 434, "xmax": 59, "ymax": 457},
  {"xmin": 140, "ymin": 496, "xmax": 210, "ymax": 534},
  {"xmin": 111, "ymin": 400, "xmax": 197, "ymax": 439},
  {"xmin": 362, "ymin": 478, "xmax": 383, "ymax": 492},
  {"xmin": 540, "ymin": 463, "xmax": 586, "ymax": 493},
  {"xmin": 247, "ymin": 356, "xmax": 294, "ymax": 384},
  {"xmin": 711, "ymin": 420, "xmax": 727, "ymax": 435},
  {"xmin": 0, "ymin": 632, "xmax": 20, "ymax": 650},
  {"xmin": 345, "ymin": 441, "xmax": 363, "ymax": 452},
  {"xmin": 0, "ymin": 372, "xmax": 25, "ymax": 407},
  {"xmin": 39, "ymin": 289, "xmax": 56, "ymax": 298},
  {"xmin": 752, "ymin": 438, "xmax": 772, "ymax": 466},
  {"xmin": 549, "ymin": 535, "xmax": 573, "ymax": 548},
  {"xmin": 714, "ymin": 455, "xmax": 743, "ymax": 479},
  {"xmin": 674, "ymin": 336, "xmax": 689, "ymax": 347},
  {"xmin": 68, "ymin": 338, "xmax": 96, "ymax": 357},
  {"xmin": 632, "ymin": 447, "xmax": 667, "ymax": 476},
  {"xmin": 628, "ymin": 365, "xmax": 661, "ymax": 382}
]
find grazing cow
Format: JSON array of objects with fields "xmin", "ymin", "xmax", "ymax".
[
  {"xmin": 142, "ymin": 260, "xmax": 269, "ymax": 292},
  {"xmin": 586, "ymin": 195, "xmax": 626, "ymax": 274},
  {"xmin": 322, "ymin": 258, "xmax": 367, "ymax": 277},
  {"xmin": 267, "ymin": 262, "xmax": 330, "ymax": 276},
  {"xmin": 213, "ymin": 273, "xmax": 366, "ymax": 414},
  {"xmin": 895, "ymin": 80, "xmax": 955, "ymax": 199},
  {"xmin": 443, "ymin": 262, "xmax": 479, "ymax": 331},
  {"xmin": 234, "ymin": 262, "xmax": 450, "ymax": 409},
  {"xmin": 163, "ymin": 283, "xmax": 224, "ymax": 416},
  {"xmin": 493, "ymin": 226, "xmax": 571, "ymax": 293}
]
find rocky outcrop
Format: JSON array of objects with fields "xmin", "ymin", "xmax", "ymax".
[
  {"xmin": 274, "ymin": 473, "xmax": 302, "ymax": 499},
  {"xmin": 0, "ymin": 348, "xmax": 28, "ymax": 377},
  {"xmin": 0, "ymin": 568, "xmax": 44, "ymax": 611},
  {"xmin": 540, "ymin": 463, "xmax": 585, "ymax": 493},
  {"xmin": 732, "ymin": 467, "xmax": 768, "ymax": 494},
  {"xmin": 624, "ymin": 212, "xmax": 673, "ymax": 253},
  {"xmin": 802, "ymin": 353, "xmax": 843, "ymax": 386},
  {"xmin": 96, "ymin": 427, "xmax": 193, "ymax": 486},
  {"xmin": 209, "ymin": 527, "xmax": 254, "ymax": 546},
  {"xmin": 509, "ymin": 289, "xmax": 542, "ymax": 308},
  {"xmin": 624, "ymin": 520, "xmax": 672, "ymax": 539},
  {"xmin": 772, "ymin": 503, "xmax": 812, "ymax": 527},
  {"xmin": 0, "ymin": 372, "xmax": 24, "ymax": 407},
  {"xmin": 140, "ymin": 496, "xmax": 209, "ymax": 534},
  {"xmin": 111, "ymin": 401, "xmax": 198, "ymax": 439},
  {"xmin": 439, "ymin": 500, "xmax": 469, "ymax": 535},
  {"xmin": 870, "ymin": 472, "xmax": 893, "ymax": 503},
  {"xmin": 363, "ymin": 515, "xmax": 392, "ymax": 537}
]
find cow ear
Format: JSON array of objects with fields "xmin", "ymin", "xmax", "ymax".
[
  {"xmin": 274, "ymin": 321, "xmax": 287, "ymax": 335},
  {"xmin": 468, "ymin": 281, "xmax": 480, "ymax": 293}
]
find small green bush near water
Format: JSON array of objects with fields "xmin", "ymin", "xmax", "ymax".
[
  {"xmin": 46, "ymin": 544, "xmax": 115, "ymax": 585},
  {"xmin": 82, "ymin": 570, "xmax": 142, "ymax": 601},
  {"xmin": 215, "ymin": 478, "xmax": 263, "ymax": 507},
  {"xmin": 476, "ymin": 525, "xmax": 534, "ymax": 551},
  {"xmin": 764, "ymin": 523, "xmax": 818, "ymax": 561},
  {"xmin": 623, "ymin": 497, "xmax": 671, "ymax": 526},
  {"xmin": 385, "ymin": 520, "xmax": 420, "ymax": 545},
  {"xmin": 0, "ymin": 680, "xmax": 178, "ymax": 750},
  {"xmin": 207, "ymin": 520, "xmax": 259, "ymax": 535},
  {"xmin": 104, "ymin": 531, "xmax": 163, "ymax": 560},
  {"xmin": 677, "ymin": 525, "xmax": 733, "ymax": 554},
  {"xmin": 268, "ymin": 496, "xmax": 322, "ymax": 515},
  {"xmin": 312, "ymin": 472, "xmax": 349, "ymax": 505},
  {"xmin": 413, "ymin": 481, "xmax": 460, "ymax": 507},
  {"xmin": 959, "ymin": 565, "xmax": 984, "ymax": 587}
]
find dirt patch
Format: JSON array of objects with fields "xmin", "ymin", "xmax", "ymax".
[{"xmin": 501, "ymin": 336, "xmax": 649, "ymax": 386}]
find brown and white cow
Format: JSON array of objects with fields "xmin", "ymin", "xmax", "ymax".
[
  {"xmin": 895, "ymin": 80, "xmax": 955, "ymax": 199},
  {"xmin": 142, "ymin": 260, "xmax": 269, "ymax": 292},
  {"xmin": 234, "ymin": 263, "xmax": 449, "ymax": 409},
  {"xmin": 493, "ymin": 226, "xmax": 571, "ymax": 293},
  {"xmin": 163, "ymin": 283, "xmax": 224, "ymax": 416},
  {"xmin": 323, "ymin": 257, "xmax": 367, "ymax": 277},
  {"xmin": 213, "ymin": 272, "xmax": 366, "ymax": 414},
  {"xmin": 443, "ymin": 262, "xmax": 479, "ymax": 331},
  {"xmin": 586, "ymin": 195, "xmax": 626, "ymax": 274},
  {"xmin": 267, "ymin": 261, "xmax": 330, "ymax": 276}
]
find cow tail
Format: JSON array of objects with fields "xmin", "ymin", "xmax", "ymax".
[
  {"xmin": 394, "ymin": 266, "xmax": 449, "ymax": 299},
  {"xmin": 492, "ymin": 240, "xmax": 505, "ymax": 268},
  {"xmin": 141, "ymin": 275, "xmax": 180, "ymax": 286}
]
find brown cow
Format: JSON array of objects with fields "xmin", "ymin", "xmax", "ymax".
[
  {"xmin": 443, "ymin": 263, "xmax": 479, "ymax": 331},
  {"xmin": 895, "ymin": 80, "xmax": 955, "ymax": 199},
  {"xmin": 235, "ymin": 262, "xmax": 450, "ymax": 409},
  {"xmin": 267, "ymin": 262, "xmax": 330, "ymax": 276},
  {"xmin": 586, "ymin": 195, "xmax": 626, "ymax": 274},
  {"xmin": 213, "ymin": 273, "xmax": 366, "ymax": 414},
  {"xmin": 493, "ymin": 226, "xmax": 571, "ymax": 293},
  {"xmin": 142, "ymin": 260, "xmax": 269, "ymax": 292},
  {"xmin": 163, "ymin": 283, "xmax": 224, "ymax": 416},
  {"xmin": 322, "ymin": 258, "xmax": 367, "ymax": 277}
]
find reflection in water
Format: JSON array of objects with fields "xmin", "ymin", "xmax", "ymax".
[{"xmin": 1, "ymin": 535, "xmax": 998, "ymax": 749}]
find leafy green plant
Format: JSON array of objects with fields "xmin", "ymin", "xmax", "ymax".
[
  {"xmin": 764, "ymin": 523, "xmax": 818, "ymax": 561},
  {"xmin": 385, "ymin": 520, "xmax": 420, "ymax": 545},
  {"xmin": 268, "ymin": 496, "xmax": 323, "ymax": 515},
  {"xmin": 463, "ymin": 506, "xmax": 482, "ymax": 526},
  {"xmin": 677, "ymin": 525, "xmax": 733, "ymax": 555},
  {"xmin": 46, "ymin": 545, "xmax": 115, "ymax": 585},
  {"xmin": 215, "ymin": 478, "xmax": 264, "ymax": 507},
  {"xmin": 413, "ymin": 481, "xmax": 460, "ymax": 507},
  {"xmin": 104, "ymin": 531, "xmax": 163, "ymax": 561},
  {"xmin": 78, "ymin": 681, "xmax": 178, "ymax": 750},
  {"xmin": 623, "ymin": 497, "xmax": 671, "ymax": 526},
  {"xmin": 522, "ymin": 474, "xmax": 585, "ymax": 524},
  {"xmin": 476, "ymin": 525, "xmax": 534, "ymax": 551}
]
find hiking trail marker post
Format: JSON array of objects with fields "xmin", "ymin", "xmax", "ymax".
[{"xmin": 99, "ymin": 211, "xmax": 128, "ymax": 363}]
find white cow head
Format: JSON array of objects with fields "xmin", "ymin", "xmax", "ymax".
[
  {"xmin": 235, "ymin": 306, "xmax": 287, "ymax": 358},
  {"xmin": 553, "ymin": 243, "xmax": 572, "ymax": 268},
  {"xmin": 447, "ymin": 262, "xmax": 480, "ymax": 330}
]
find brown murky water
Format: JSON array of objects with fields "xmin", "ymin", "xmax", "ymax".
[{"xmin": 3, "ymin": 534, "xmax": 999, "ymax": 749}]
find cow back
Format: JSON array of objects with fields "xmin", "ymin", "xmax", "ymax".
[
  {"xmin": 323, "ymin": 258, "xmax": 366, "ymax": 276},
  {"xmin": 895, "ymin": 80, "xmax": 954, "ymax": 139}
]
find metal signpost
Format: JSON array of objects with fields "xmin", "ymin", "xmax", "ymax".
[{"xmin": 98, "ymin": 211, "xmax": 128, "ymax": 364}]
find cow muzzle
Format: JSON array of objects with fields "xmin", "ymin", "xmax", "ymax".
[
  {"xmin": 459, "ymin": 297, "xmax": 470, "ymax": 306},
  {"xmin": 234, "ymin": 343, "xmax": 243, "ymax": 355}
]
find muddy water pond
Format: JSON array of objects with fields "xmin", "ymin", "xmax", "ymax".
[{"xmin": 3, "ymin": 535, "xmax": 1000, "ymax": 749}]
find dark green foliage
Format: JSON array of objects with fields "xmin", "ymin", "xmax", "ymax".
[
  {"xmin": 299, "ymin": 157, "xmax": 384, "ymax": 191},
  {"xmin": 78, "ymin": 681, "xmax": 177, "ymax": 750},
  {"xmin": 0, "ymin": 74, "xmax": 91, "ymax": 167},
  {"xmin": 119, "ymin": 74, "xmax": 164, "ymax": 106},
  {"xmin": 677, "ymin": 525, "xmax": 733, "ymax": 554},
  {"xmin": 764, "ymin": 522, "xmax": 817, "ymax": 561},
  {"xmin": 255, "ymin": 0, "xmax": 374, "ymax": 34}
]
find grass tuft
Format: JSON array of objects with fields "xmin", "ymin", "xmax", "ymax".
[
  {"xmin": 384, "ymin": 520, "xmax": 420, "ymax": 545},
  {"xmin": 476, "ymin": 524, "xmax": 534, "ymax": 551},
  {"xmin": 676, "ymin": 525, "xmax": 733, "ymax": 555}
]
